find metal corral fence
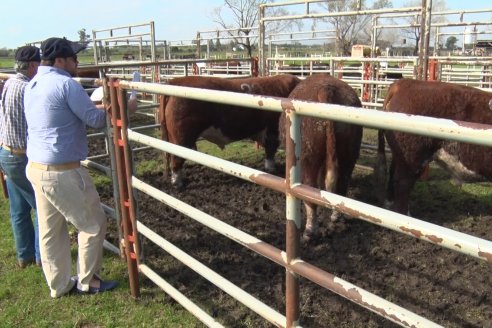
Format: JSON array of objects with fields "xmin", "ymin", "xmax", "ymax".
[
  {"xmin": 105, "ymin": 78, "xmax": 492, "ymax": 328},
  {"xmin": 266, "ymin": 55, "xmax": 492, "ymax": 108},
  {"xmin": 258, "ymin": 1, "xmax": 492, "ymax": 108}
]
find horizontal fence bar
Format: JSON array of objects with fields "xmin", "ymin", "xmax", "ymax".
[
  {"xmin": 290, "ymin": 184, "xmax": 492, "ymax": 263},
  {"xmin": 127, "ymin": 130, "xmax": 286, "ymax": 193},
  {"xmin": 92, "ymin": 21, "xmax": 153, "ymax": 34},
  {"xmin": 132, "ymin": 176, "xmax": 440, "ymax": 328},
  {"xmin": 139, "ymin": 263, "xmax": 224, "ymax": 328},
  {"xmin": 136, "ymin": 219, "xmax": 287, "ymax": 327},
  {"xmin": 119, "ymin": 81, "xmax": 492, "ymax": 147},
  {"xmin": 260, "ymin": 6, "xmax": 422, "ymax": 22},
  {"xmin": 127, "ymin": 129, "xmax": 492, "ymax": 264}
]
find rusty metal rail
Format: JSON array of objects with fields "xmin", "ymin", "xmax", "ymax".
[{"xmin": 109, "ymin": 81, "xmax": 492, "ymax": 327}]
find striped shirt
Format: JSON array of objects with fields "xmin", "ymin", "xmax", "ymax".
[{"xmin": 0, "ymin": 73, "xmax": 30, "ymax": 149}]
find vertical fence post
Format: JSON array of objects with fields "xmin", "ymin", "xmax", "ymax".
[
  {"xmin": 285, "ymin": 106, "xmax": 302, "ymax": 327},
  {"xmin": 108, "ymin": 78, "xmax": 141, "ymax": 297},
  {"xmin": 102, "ymin": 79, "xmax": 124, "ymax": 256},
  {"xmin": 428, "ymin": 59, "xmax": 438, "ymax": 81}
]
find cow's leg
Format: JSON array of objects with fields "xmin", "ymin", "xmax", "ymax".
[
  {"xmin": 263, "ymin": 121, "xmax": 279, "ymax": 173},
  {"xmin": 264, "ymin": 158, "xmax": 276, "ymax": 173},
  {"xmin": 170, "ymin": 156, "xmax": 185, "ymax": 189},
  {"xmin": 325, "ymin": 161, "xmax": 340, "ymax": 222},
  {"xmin": 384, "ymin": 158, "xmax": 397, "ymax": 209},
  {"xmin": 388, "ymin": 161, "xmax": 417, "ymax": 215},
  {"xmin": 324, "ymin": 123, "xmax": 340, "ymax": 222},
  {"xmin": 168, "ymin": 120, "xmax": 203, "ymax": 189},
  {"xmin": 303, "ymin": 202, "xmax": 318, "ymax": 241},
  {"xmin": 302, "ymin": 156, "xmax": 323, "ymax": 241}
]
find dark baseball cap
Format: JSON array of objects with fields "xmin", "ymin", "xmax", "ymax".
[
  {"xmin": 40, "ymin": 37, "xmax": 87, "ymax": 60},
  {"xmin": 15, "ymin": 46, "xmax": 41, "ymax": 62}
]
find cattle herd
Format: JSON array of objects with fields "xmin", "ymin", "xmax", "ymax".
[
  {"xmin": 74, "ymin": 70, "xmax": 492, "ymax": 326},
  {"xmin": 157, "ymin": 73, "xmax": 492, "ymax": 237}
]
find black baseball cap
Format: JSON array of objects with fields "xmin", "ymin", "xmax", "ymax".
[
  {"xmin": 40, "ymin": 37, "xmax": 87, "ymax": 60},
  {"xmin": 15, "ymin": 46, "xmax": 41, "ymax": 62}
]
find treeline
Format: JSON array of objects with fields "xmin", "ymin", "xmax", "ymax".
[{"xmin": 0, "ymin": 48, "xmax": 14, "ymax": 57}]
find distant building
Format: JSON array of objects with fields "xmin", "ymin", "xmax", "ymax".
[
  {"xmin": 475, "ymin": 40, "xmax": 492, "ymax": 56},
  {"xmin": 351, "ymin": 45, "xmax": 381, "ymax": 57}
]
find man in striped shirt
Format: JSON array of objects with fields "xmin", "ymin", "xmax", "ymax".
[{"xmin": 0, "ymin": 46, "xmax": 41, "ymax": 268}]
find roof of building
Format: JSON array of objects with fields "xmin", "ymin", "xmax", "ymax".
[{"xmin": 476, "ymin": 40, "xmax": 492, "ymax": 48}]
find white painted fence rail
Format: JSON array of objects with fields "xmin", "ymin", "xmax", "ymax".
[{"xmin": 111, "ymin": 80, "xmax": 492, "ymax": 327}]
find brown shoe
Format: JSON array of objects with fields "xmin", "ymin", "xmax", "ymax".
[{"xmin": 17, "ymin": 259, "xmax": 34, "ymax": 269}]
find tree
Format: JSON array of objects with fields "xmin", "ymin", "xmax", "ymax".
[
  {"xmin": 208, "ymin": 39, "xmax": 215, "ymax": 52},
  {"xmin": 78, "ymin": 28, "xmax": 90, "ymax": 44},
  {"xmin": 400, "ymin": 0, "xmax": 448, "ymax": 55},
  {"xmin": 313, "ymin": 0, "xmax": 392, "ymax": 56},
  {"xmin": 211, "ymin": 0, "xmax": 300, "ymax": 57},
  {"xmin": 445, "ymin": 36, "xmax": 458, "ymax": 50},
  {"xmin": 216, "ymin": 37, "xmax": 222, "ymax": 51}
]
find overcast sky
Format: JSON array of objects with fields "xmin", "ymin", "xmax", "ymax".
[{"xmin": 0, "ymin": 0, "xmax": 490, "ymax": 49}]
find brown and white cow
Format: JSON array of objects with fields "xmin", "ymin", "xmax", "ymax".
[
  {"xmin": 376, "ymin": 78, "xmax": 492, "ymax": 214},
  {"xmin": 160, "ymin": 74, "xmax": 301, "ymax": 188},
  {"xmin": 280, "ymin": 74, "xmax": 363, "ymax": 240}
]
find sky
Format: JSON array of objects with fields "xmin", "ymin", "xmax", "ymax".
[{"xmin": 0, "ymin": 0, "xmax": 491, "ymax": 50}]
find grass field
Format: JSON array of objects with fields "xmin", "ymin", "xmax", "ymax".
[
  {"xmin": 0, "ymin": 51, "xmax": 98, "ymax": 70},
  {"xmin": 0, "ymin": 185, "xmax": 202, "ymax": 328}
]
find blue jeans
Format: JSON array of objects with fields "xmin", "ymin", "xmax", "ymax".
[{"xmin": 0, "ymin": 148, "xmax": 40, "ymax": 263}]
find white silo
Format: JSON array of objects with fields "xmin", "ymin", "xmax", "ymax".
[{"xmin": 464, "ymin": 27, "xmax": 477, "ymax": 45}]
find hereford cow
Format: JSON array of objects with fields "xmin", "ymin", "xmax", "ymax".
[
  {"xmin": 280, "ymin": 74, "xmax": 363, "ymax": 240},
  {"xmin": 376, "ymin": 78, "xmax": 492, "ymax": 214},
  {"xmin": 160, "ymin": 74, "xmax": 301, "ymax": 188}
]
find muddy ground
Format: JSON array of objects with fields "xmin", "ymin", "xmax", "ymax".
[{"xmin": 91, "ymin": 127, "xmax": 492, "ymax": 328}]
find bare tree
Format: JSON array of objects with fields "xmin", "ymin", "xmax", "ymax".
[
  {"xmin": 316, "ymin": 0, "xmax": 392, "ymax": 56},
  {"xmin": 78, "ymin": 28, "xmax": 91, "ymax": 44},
  {"xmin": 400, "ymin": 0, "xmax": 447, "ymax": 55},
  {"xmin": 211, "ymin": 0, "xmax": 300, "ymax": 57}
]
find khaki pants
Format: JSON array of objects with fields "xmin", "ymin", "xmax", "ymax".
[{"xmin": 26, "ymin": 163, "xmax": 107, "ymax": 297}]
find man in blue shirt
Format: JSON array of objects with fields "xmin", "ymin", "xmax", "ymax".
[
  {"xmin": 0, "ymin": 46, "xmax": 41, "ymax": 269},
  {"xmin": 24, "ymin": 37, "xmax": 118, "ymax": 298}
]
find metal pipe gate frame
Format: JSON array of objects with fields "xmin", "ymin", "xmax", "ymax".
[{"xmin": 106, "ymin": 78, "xmax": 492, "ymax": 328}]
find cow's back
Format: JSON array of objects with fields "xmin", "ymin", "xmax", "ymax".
[
  {"xmin": 385, "ymin": 78, "xmax": 492, "ymax": 180},
  {"xmin": 164, "ymin": 75, "xmax": 300, "ymax": 142},
  {"xmin": 281, "ymin": 74, "xmax": 362, "ymax": 153},
  {"xmin": 167, "ymin": 74, "xmax": 300, "ymax": 96},
  {"xmin": 282, "ymin": 74, "xmax": 363, "ymax": 192},
  {"xmin": 386, "ymin": 79, "xmax": 492, "ymax": 121}
]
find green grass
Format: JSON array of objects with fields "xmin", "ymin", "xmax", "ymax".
[
  {"xmin": 0, "ymin": 188, "xmax": 202, "ymax": 328},
  {"xmin": 0, "ymin": 57, "xmax": 14, "ymax": 69},
  {"xmin": 0, "ymin": 139, "xmax": 262, "ymax": 328},
  {"xmin": 0, "ymin": 51, "xmax": 95, "ymax": 69},
  {"xmin": 196, "ymin": 139, "xmax": 267, "ymax": 164}
]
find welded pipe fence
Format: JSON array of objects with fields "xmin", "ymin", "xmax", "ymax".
[{"xmin": 106, "ymin": 78, "xmax": 492, "ymax": 328}]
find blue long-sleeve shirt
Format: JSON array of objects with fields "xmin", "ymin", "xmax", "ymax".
[{"xmin": 24, "ymin": 66, "xmax": 106, "ymax": 164}]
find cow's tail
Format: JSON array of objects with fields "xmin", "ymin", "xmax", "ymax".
[
  {"xmin": 159, "ymin": 94, "xmax": 171, "ymax": 181},
  {"xmin": 374, "ymin": 88, "xmax": 393, "ymax": 207}
]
